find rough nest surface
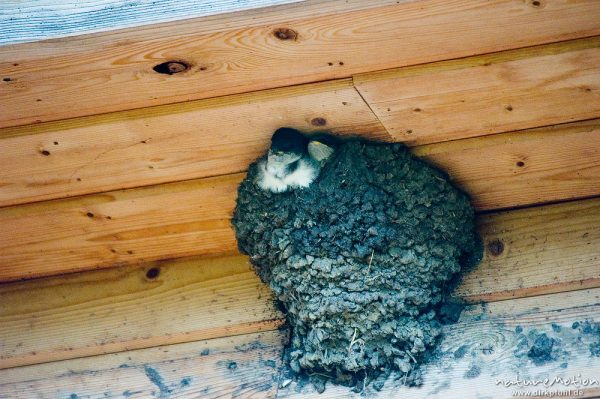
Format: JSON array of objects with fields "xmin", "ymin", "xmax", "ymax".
[{"xmin": 232, "ymin": 140, "xmax": 482, "ymax": 392}]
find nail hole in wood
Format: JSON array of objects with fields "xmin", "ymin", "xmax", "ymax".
[
  {"xmin": 413, "ymin": 108, "xmax": 422, "ymax": 112},
  {"xmin": 516, "ymin": 161, "xmax": 525, "ymax": 167},
  {"xmin": 36, "ymin": 99, "xmax": 42, "ymax": 102},
  {"xmin": 487, "ymin": 239, "xmax": 504, "ymax": 256},
  {"xmin": 311, "ymin": 117, "xmax": 327, "ymax": 126},
  {"xmin": 3, "ymin": 77, "xmax": 11, "ymax": 82},
  {"xmin": 532, "ymin": 0, "xmax": 541, "ymax": 6},
  {"xmin": 146, "ymin": 267, "xmax": 160, "ymax": 279},
  {"xmin": 328, "ymin": 62, "xmax": 333, "ymax": 66},
  {"xmin": 41, "ymin": 150, "xmax": 50, "ymax": 156},
  {"xmin": 273, "ymin": 28, "xmax": 297, "ymax": 41},
  {"xmin": 86, "ymin": 212, "xmax": 94, "ymax": 218},
  {"xmin": 505, "ymin": 105, "xmax": 513, "ymax": 111},
  {"xmin": 339, "ymin": 61, "xmax": 344, "ymax": 66},
  {"xmin": 153, "ymin": 61, "xmax": 190, "ymax": 75},
  {"xmin": 53, "ymin": 141, "xmax": 59, "ymax": 145}
]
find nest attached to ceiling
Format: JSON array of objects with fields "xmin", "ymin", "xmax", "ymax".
[{"xmin": 233, "ymin": 139, "xmax": 482, "ymax": 392}]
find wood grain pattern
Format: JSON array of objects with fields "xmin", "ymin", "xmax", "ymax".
[
  {"xmin": 0, "ymin": 330, "xmax": 285, "ymax": 399},
  {"xmin": 1, "ymin": 197, "xmax": 598, "ymax": 369},
  {"xmin": 354, "ymin": 37, "xmax": 600, "ymax": 145},
  {"xmin": 1, "ymin": 120, "xmax": 599, "ymax": 282},
  {"xmin": 278, "ymin": 288, "xmax": 600, "ymax": 398},
  {"xmin": 0, "ymin": 254, "xmax": 283, "ymax": 370},
  {"xmin": 0, "ymin": 0, "xmax": 303, "ymax": 45},
  {"xmin": 1, "ymin": 40, "xmax": 598, "ymax": 209},
  {"xmin": 3, "ymin": 287, "xmax": 596, "ymax": 398},
  {"xmin": 459, "ymin": 197, "xmax": 600, "ymax": 302},
  {"xmin": 0, "ymin": 80, "xmax": 389, "ymax": 207},
  {"xmin": 1, "ymin": 0, "xmax": 599, "ymax": 128},
  {"xmin": 414, "ymin": 120, "xmax": 600, "ymax": 210},
  {"xmin": 0, "ymin": 0, "xmax": 399, "ymax": 47},
  {"xmin": 0, "ymin": 173, "xmax": 243, "ymax": 281}
]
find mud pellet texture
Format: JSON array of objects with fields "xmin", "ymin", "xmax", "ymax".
[{"xmin": 233, "ymin": 140, "xmax": 482, "ymax": 391}]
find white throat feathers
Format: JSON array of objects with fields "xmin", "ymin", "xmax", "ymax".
[
  {"xmin": 257, "ymin": 155, "xmax": 320, "ymax": 193},
  {"xmin": 256, "ymin": 128, "xmax": 335, "ymax": 193}
]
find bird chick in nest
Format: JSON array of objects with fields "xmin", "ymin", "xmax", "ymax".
[{"xmin": 257, "ymin": 127, "xmax": 335, "ymax": 193}]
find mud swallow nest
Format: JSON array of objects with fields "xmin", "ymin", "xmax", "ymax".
[{"xmin": 233, "ymin": 140, "xmax": 482, "ymax": 392}]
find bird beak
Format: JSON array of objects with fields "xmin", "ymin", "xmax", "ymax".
[{"xmin": 266, "ymin": 151, "xmax": 281, "ymax": 174}]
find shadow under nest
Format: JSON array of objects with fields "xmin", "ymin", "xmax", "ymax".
[{"xmin": 232, "ymin": 138, "xmax": 482, "ymax": 393}]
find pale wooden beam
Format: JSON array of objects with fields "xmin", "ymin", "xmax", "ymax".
[
  {"xmin": 0, "ymin": 330, "xmax": 285, "ymax": 399},
  {"xmin": 1, "ymin": 0, "xmax": 599, "ymax": 128},
  {"xmin": 0, "ymin": 197, "xmax": 598, "ymax": 369},
  {"xmin": 0, "ymin": 0, "xmax": 305, "ymax": 45},
  {"xmin": 354, "ymin": 38, "xmax": 600, "ymax": 145},
  {"xmin": 0, "ymin": 79, "xmax": 389, "ymax": 207},
  {"xmin": 1, "ymin": 120, "xmax": 599, "ymax": 281}
]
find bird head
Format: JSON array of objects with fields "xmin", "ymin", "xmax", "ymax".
[{"xmin": 267, "ymin": 128, "xmax": 309, "ymax": 177}]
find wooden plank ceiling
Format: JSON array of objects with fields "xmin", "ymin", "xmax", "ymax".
[
  {"xmin": 0, "ymin": 0, "xmax": 305, "ymax": 45},
  {"xmin": 1, "ymin": 197, "xmax": 598, "ymax": 370},
  {"xmin": 0, "ymin": 0, "xmax": 599, "ymax": 398},
  {"xmin": 1, "ymin": 0, "xmax": 599, "ymax": 128}
]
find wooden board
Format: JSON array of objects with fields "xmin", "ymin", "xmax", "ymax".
[
  {"xmin": 1, "ymin": 121, "xmax": 599, "ymax": 281},
  {"xmin": 0, "ymin": 0, "xmax": 303, "ymax": 45},
  {"xmin": 1, "ymin": 0, "xmax": 600, "ymax": 128},
  {"xmin": 1, "ymin": 197, "xmax": 598, "ymax": 370},
  {"xmin": 414, "ymin": 120, "xmax": 600, "ymax": 210},
  {"xmin": 0, "ymin": 173, "xmax": 243, "ymax": 282},
  {"xmin": 0, "ymin": 0, "xmax": 401, "ymax": 46},
  {"xmin": 0, "ymin": 254, "xmax": 283, "ymax": 370},
  {"xmin": 278, "ymin": 288, "xmax": 600, "ymax": 398},
  {"xmin": 5, "ymin": 117, "xmax": 600, "ymax": 280},
  {"xmin": 0, "ymin": 80, "xmax": 389, "ymax": 207},
  {"xmin": 2, "ymin": 289, "xmax": 598, "ymax": 398},
  {"xmin": 1, "ymin": 41, "xmax": 598, "ymax": 209},
  {"xmin": 354, "ymin": 37, "xmax": 600, "ymax": 145},
  {"xmin": 0, "ymin": 330, "xmax": 285, "ymax": 399},
  {"xmin": 459, "ymin": 197, "xmax": 600, "ymax": 302}
]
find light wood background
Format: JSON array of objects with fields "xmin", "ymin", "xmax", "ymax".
[
  {"xmin": 0, "ymin": 0, "xmax": 304, "ymax": 45},
  {"xmin": 0, "ymin": 1, "xmax": 599, "ymax": 398}
]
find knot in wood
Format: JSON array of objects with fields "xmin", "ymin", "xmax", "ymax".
[
  {"xmin": 273, "ymin": 28, "xmax": 298, "ymax": 41},
  {"xmin": 153, "ymin": 61, "xmax": 189, "ymax": 75},
  {"xmin": 310, "ymin": 117, "xmax": 327, "ymax": 126},
  {"xmin": 487, "ymin": 239, "xmax": 504, "ymax": 256}
]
